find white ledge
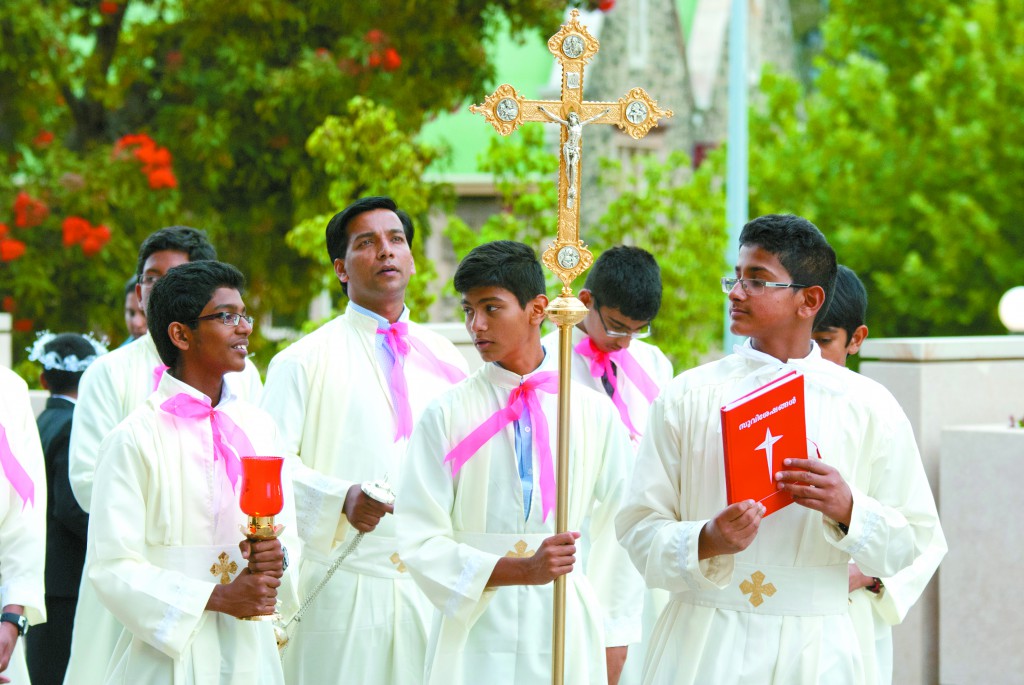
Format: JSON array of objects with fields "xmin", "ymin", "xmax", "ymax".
[{"xmin": 860, "ymin": 336, "xmax": 1024, "ymax": 362}]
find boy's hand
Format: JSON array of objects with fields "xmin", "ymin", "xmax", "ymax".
[
  {"xmin": 775, "ymin": 458, "xmax": 853, "ymax": 525},
  {"xmin": 344, "ymin": 483, "xmax": 395, "ymax": 533},
  {"xmin": 698, "ymin": 500, "xmax": 765, "ymax": 560},
  {"xmin": 525, "ymin": 531, "xmax": 580, "ymax": 584},
  {"xmin": 240, "ymin": 538, "xmax": 285, "ymax": 578},
  {"xmin": 206, "ymin": 568, "xmax": 281, "ymax": 618}
]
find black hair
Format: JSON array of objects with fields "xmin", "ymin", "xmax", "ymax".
[
  {"xmin": 124, "ymin": 274, "xmax": 139, "ymax": 298},
  {"xmin": 583, "ymin": 245, "xmax": 662, "ymax": 322},
  {"xmin": 814, "ymin": 265, "xmax": 867, "ymax": 343},
  {"xmin": 739, "ymin": 214, "xmax": 838, "ymax": 325},
  {"xmin": 147, "ymin": 261, "xmax": 246, "ymax": 368},
  {"xmin": 453, "ymin": 240, "xmax": 546, "ymax": 308},
  {"xmin": 39, "ymin": 334, "xmax": 97, "ymax": 395},
  {"xmin": 135, "ymin": 226, "xmax": 217, "ymax": 278},
  {"xmin": 325, "ymin": 196, "xmax": 414, "ymax": 295}
]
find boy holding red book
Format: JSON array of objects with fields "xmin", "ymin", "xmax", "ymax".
[{"xmin": 616, "ymin": 215, "xmax": 943, "ymax": 684}]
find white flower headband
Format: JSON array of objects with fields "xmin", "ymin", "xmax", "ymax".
[{"xmin": 27, "ymin": 331, "xmax": 109, "ymax": 372}]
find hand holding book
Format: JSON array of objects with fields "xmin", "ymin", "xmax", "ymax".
[{"xmin": 774, "ymin": 457, "xmax": 853, "ymax": 527}]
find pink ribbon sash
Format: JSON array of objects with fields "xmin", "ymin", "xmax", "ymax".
[
  {"xmin": 153, "ymin": 364, "xmax": 169, "ymax": 392},
  {"xmin": 160, "ymin": 394, "xmax": 255, "ymax": 489},
  {"xmin": 0, "ymin": 423, "xmax": 35, "ymax": 509},
  {"xmin": 378, "ymin": 322, "xmax": 467, "ymax": 441},
  {"xmin": 574, "ymin": 337, "xmax": 660, "ymax": 438},
  {"xmin": 444, "ymin": 371, "xmax": 559, "ymax": 521}
]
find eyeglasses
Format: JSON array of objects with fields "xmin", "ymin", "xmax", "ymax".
[
  {"xmin": 596, "ymin": 305, "xmax": 652, "ymax": 339},
  {"xmin": 191, "ymin": 312, "xmax": 255, "ymax": 327},
  {"xmin": 721, "ymin": 277, "xmax": 808, "ymax": 295},
  {"xmin": 139, "ymin": 275, "xmax": 161, "ymax": 287}
]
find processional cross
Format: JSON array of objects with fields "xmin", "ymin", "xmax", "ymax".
[{"xmin": 471, "ymin": 10, "xmax": 672, "ymax": 685}]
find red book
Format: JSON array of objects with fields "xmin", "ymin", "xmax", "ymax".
[{"xmin": 720, "ymin": 370, "xmax": 807, "ymax": 517}]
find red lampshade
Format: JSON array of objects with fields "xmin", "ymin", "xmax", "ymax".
[{"xmin": 239, "ymin": 456, "xmax": 284, "ymax": 517}]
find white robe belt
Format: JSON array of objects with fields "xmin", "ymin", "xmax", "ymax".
[
  {"xmin": 146, "ymin": 544, "xmax": 246, "ymax": 585},
  {"xmin": 452, "ymin": 532, "xmax": 553, "ymax": 558},
  {"xmin": 303, "ymin": 533, "xmax": 412, "ymax": 579},
  {"xmin": 674, "ymin": 562, "xmax": 849, "ymax": 616}
]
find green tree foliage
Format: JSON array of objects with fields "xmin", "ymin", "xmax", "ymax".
[
  {"xmin": 286, "ymin": 96, "xmax": 449, "ymax": 320},
  {"xmin": 0, "ymin": 0, "xmax": 562, "ymax": 362},
  {"xmin": 749, "ymin": 0, "xmax": 1024, "ymax": 336},
  {"xmin": 447, "ymin": 127, "xmax": 727, "ymax": 370}
]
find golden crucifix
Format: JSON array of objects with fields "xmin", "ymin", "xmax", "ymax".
[{"xmin": 471, "ymin": 9, "xmax": 672, "ymax": 685}]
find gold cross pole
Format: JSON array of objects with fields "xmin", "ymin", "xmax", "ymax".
[{"xmin": 471, "ymin": 10, "xmax": 672, "ymax": 685}]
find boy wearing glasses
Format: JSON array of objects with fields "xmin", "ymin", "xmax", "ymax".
[
  {"xmin": 616, "ymin": 215, "xmax": 942, "ymax": 684},
  {"xmin": 540, "ymin": 245, "xmax": 672, "ymax": 685},
  {"xmin": 87, "ymin": 261, "xmax": 298, "ymax": 685},
  {"xmin": 541, "ymin": 246, "xmax": 673, "ymax": 447},
  {"xmin": 65, "ymin": 226, "xmax": 264, "ymax": 685},
  {"xmin": 397, "ymin": 241, "xmax": 643, "ymax": 685}
]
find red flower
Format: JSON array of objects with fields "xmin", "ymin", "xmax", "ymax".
[
  {"xmin": 165, "ymin": 50, "xmax": 183, "ymax": 70},
  {"xmin": 1, "ymin": 296, "xmax": 15, "ymax": 313},
  {"xmin": 315, "ymin": 47, "xmax": 331, "ymax": 59},
  {"xmin": 598, "ymin": 0, "xmax": 615, "ymax": 10},
  {"xmin": 33, "ymin": 130, "xmax": 54, "ymax": 147},
  {"xmin": 135, "ymin": 144, "xmax": 172, "ymax": 169},
  {"xmin": 147, "ymin": 168, "xmax": 178, "ymax": 189},
  {"xmin": 13, "ymin": 319, "xmax": 33, "ymax": 333},
  {"xmin": 113, "ymin": 133, "xmax": 156, "ymax": 158},
  {"xmin": 0, "ymin": 239, "xmax": 27, "ymax": 262},
  {"xmin": 99, "ymin": 1, "xmax": 120, "ymax": 15},
  {"xmin": 0, "ymin": 223, "xmax": 7, "ymax": 239},
  {"xmin": 13, "ymin": 192, "xmax": 50, "ymax": 229},
  {"xmin": 62, "ymin": 216, "xmax": 92, "ymax": 247},
  {"xmin": 382, "ymin": 48, "xmax": 401, "ymax": 72},
  {"xmin": 365, "ymin": 29, "xmax": 385, "ymax": 45},
  {"xmin": 367, "ymin": 51, "xmax": 382, "ymax": 68}
]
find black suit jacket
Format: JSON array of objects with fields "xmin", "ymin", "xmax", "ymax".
[{"xmin": 37, "ymin": 397, "xmax": 88, "ymax": 599}]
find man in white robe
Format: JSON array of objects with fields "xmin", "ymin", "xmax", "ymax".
[
  {"xmin": 398, "ymin": 241, "xmax": 643, "ymax": 685},
  {"xmin": 88, "ymin": 261, "xmax": 297, "ymax": 685},
  {"xmin": 64, "ymin": 227, "xmax": 263, "ymax": 685},
  {"xmin": 616, "ymin": 215, "xmax": 943, "ymax": 685},
  {"xmin": 540, "ymin": 246, "xmax": 673, "ymax": 685},
  {"xmin": 0, "ymin": 366, "xmax": 47, "ymax": 685},
  {"xmin": 260, "ymin": 197, "xmax": 468, "ymax": 684},
  {"xmin": 811, "ymin": 265, "xmax": 946, "ymax": 685}
]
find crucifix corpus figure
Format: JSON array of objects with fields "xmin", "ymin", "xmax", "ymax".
[
  {"xmin": 470, "ymin": 8, "xmax": 672, "ymax": 294},
  {"xmin": 469, "ymin": 10, "xmax": 673, "ymax": 685},
  {"xmin": 538, "ymin": 106, "xmax": 610, "ymax": 209}
]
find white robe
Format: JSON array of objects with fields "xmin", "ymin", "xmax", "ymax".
[
  {"xmin": 615, "ymin": 342, "xmax": 944, "ymax": 685},
  {"xmin": 88, "ymin": 372, "xmax": 298, "ymax": 685},
  {"xmin": 541, "ymin": 328, "xmax": 674, "ymax": 685},
  {"xmin": 541, "ymin": 327, "xmax": 674, "ymax": 444},
  {"xmin": 260, "ymin": 306, "xmax": 468, "ymax": 685},
  {"xmin": 0, "ymin": 367, "xmax": 47, "ymax": 685},
  {"xmin": 397, "ymin": 359, "xmax": 644, "ymax": 685},
  {"xmin": 64, "ymin": 333, "xmax": 263, "ymax": 685}
]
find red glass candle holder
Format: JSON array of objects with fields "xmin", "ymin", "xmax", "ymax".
[{"xmin": 239, "ymin": 456, "xmax": 284, "ymax": 541}]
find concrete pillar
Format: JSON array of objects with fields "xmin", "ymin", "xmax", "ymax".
[{"xmin": 859, "ymin": 336, "xmax": 1024, "ymax": 685}]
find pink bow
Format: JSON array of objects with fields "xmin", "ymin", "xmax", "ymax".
[
  {"xmin": 445, "ymin": 371, "xmax": 559, "ymax": 521},
  {"xmin": 378, "ymin": 322, "xmax": 467, "ymax": 441},
  {"xmin": 0, "ymin": 423, "xmax": 34, "ymax": 510},
  {"xmin": 153, "ymin": 364, "xmax": 169, "ymax": 392},
  {"xmin": 574, "ymin": 337, "xmax": 660, "ymax": 438},
  {"xmin": 160, "ymin": 394, "xmax": 255, "ymax": 489}
]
